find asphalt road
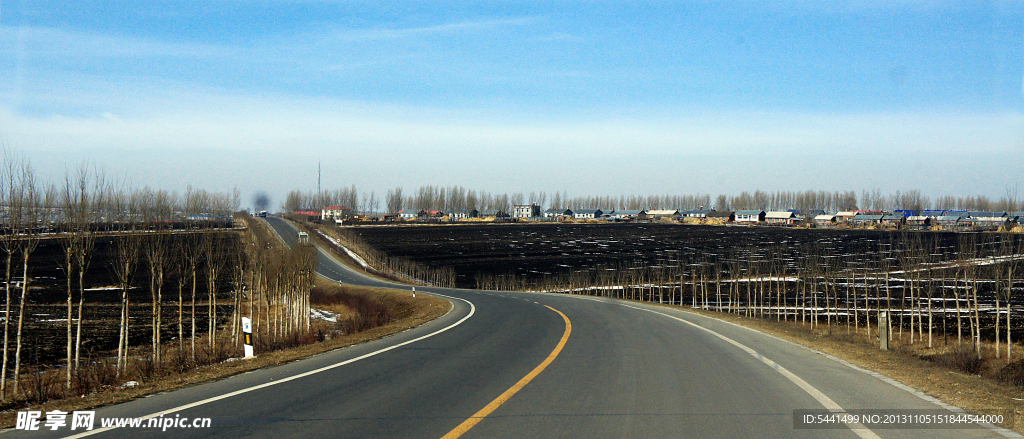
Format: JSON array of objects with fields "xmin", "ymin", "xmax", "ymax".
[{"xmin": 4, "ymin": 217, "xmax": 1016, "ymax": 438}]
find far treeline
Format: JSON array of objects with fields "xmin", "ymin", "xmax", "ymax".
[{"xmin": 284, "ymin": 185, "xmax": 1023, "ymax": 215}]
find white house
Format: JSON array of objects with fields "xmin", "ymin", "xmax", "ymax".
[
  {"xmin": 397, "ymin": 209, "xmax": 422, "ymax": 220},
  {"xmin": 735, "ymin": 210, "xmax": 765, "ymax": 223},
  {"xmin": 765, "ymin": 211, "xmax": 796, "ymax": 225},
  {"xmin": 646, "ymin": 209, "xmax": 681, "ymax": 220},
  {"xmin": 612, "ymin": 210, "xmax": 646, "ymax": 220},
  {"xmin": 321, "ymin": 206, "xmax": 352, "ymax": 222},
  {"xmin": 447, "ymin": 209, "xmax": 478, "ymax": 219},
  {"xmin": 512, "ymin": 204, "xmax": 541, "ymax": 218},
  {"xmin": 814, "ymin": 214, "xmax": 836, "ymax": 226}
]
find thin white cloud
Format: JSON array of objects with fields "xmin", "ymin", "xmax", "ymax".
[
  {"xmin": 0, "ymin": 25, "xmax": 235, "ymax": 59},
  {"xmin": 527, "ymin": 32, "xmax": 583, "ymax": 43},
  {"xmin": 332, "ymin": 17, "xmax": 539, "ymax": 42},
  {"xmin": 2, "ymin": 86, "xmax": 1020, "ymax": 158},
  {"xmin": 2, "ymin": 92, "xmax": 1021, "ymax": 206}
]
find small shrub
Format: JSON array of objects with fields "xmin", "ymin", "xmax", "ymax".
[
  {"xmin": 925, "ymin": 348, "xmax": 984, "ymax": 375},
  {"xmin": 21, "ymin": 368, "xmax": 63, "ymax": 405},
  {"xmin": 311, "ymin": 285, "xmax": 393, "ymax": 333},
  {"xmin": 166, "ymin": 348, "xmax": 194, "ymax": 374},
  {"xmin": 130, "ymin": 357, "xmax": 156, "ymax": 381},
  {"xmin": 995, "ymin": 359, "xmax": 1024, "ymax": 388},
  {"xmin": 71, "ymin": 358, "xmax": 118, "ymax": 396}
]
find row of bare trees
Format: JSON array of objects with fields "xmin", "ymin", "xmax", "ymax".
[
  {"xmin": 509, "ymin": 231, "xmax": 1022, "ymax": 362},
  {"xmin": 305, "ymin": 223, "xmax": 456, "ymax": 288},
  {"xmin": 299, "ymin": 184, "xmax": 1024, "ymax": 217},
  {"xmin": 0, "ymin": 150, "xmax": 248, "ymax": 401},
  {"xmin": 383, "ymin": 186, "xmax": 534, "ymax": 215},
  {"xmin": 239, "ymin": 218, "xmax": 316, "ymax": 347},
  {"xmin": 283, "ymin": 185, "xmax": 378, "ymax": 216}
]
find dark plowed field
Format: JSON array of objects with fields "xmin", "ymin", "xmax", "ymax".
[
  {"xmin": 0, "ymin": 232, "xmax": 239, "ymax": 368},
  {"xmin": 353, "ymin": 223, "xmax": 965, "ymax": 288},
  {"xmin": 354, "ymin": 223, "xmax": 1024, "ymax": 339}
]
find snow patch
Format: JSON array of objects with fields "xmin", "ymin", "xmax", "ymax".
[
  {"xmin": 315, "ymin": 230, "xmax": 371, "ymax": 269},
  {"xmin": 310, "ymin": 308, "xmax": 340, "ymax": 323}
]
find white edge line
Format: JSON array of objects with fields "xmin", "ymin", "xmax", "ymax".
[
  {"xmin": 62, "ymin": 293, "xmax": 475, "ymax": 439},
  {"xmin": 572, "ymin": 295, "xmax": 1022, "ymax": 438},
  {"xmin": 566, "ymin": 295, "xmax": 884, "ymax": 438},
  {"xmin": 615, "ymin": 302, "xmax": 880, "ymax": 439}
]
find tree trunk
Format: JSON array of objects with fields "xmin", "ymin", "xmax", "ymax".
[
  {"xmin": 1008, "ymin": 265, "xmax": 1015, "ymax": 364},
  {"xmin": 2, "ymin": 252, "xmax": 12, "ymax": 399},
  {"xmin": 66, "ymin": 252, "xmax": 74, "ymax": 389},
  {"xmin": 884, "ymin": 272, "xmax": 892, "ymax": 342},
  {"xmin": 74, "ymin": 266, "xmax": 85, "ymax": 370},
  {"xmin": 177, "ymin": 277, "xmax": 184, "ymax": 356},
  {"xmin": 155, "ymin": 271, "xmax": 163, "ymax": 365},
  {"xmin": 853, "ymin": 272, "xmax": 859, "ymax": 332},
  {"xmin": 190, "ymin": 269, "xmax": 197, "ymax": 362},
  {"xmin": 13, "ymin": 255, "xmax": 32, "ymax": 395},
  {"xmin": 972, "ymin": 276, "xmax": 981, "ymax": 360},
  {"xmin": 955, "ymin": 272, "xmax": 962, "ymax": 346},
  {"xmin": 996, "ymin": 283, "xmax": 1001, "ymax": 358}
]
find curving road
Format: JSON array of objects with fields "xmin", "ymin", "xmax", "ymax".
[{"xmin": 5, "ymin": 217, "xmax": 1015, "ymax": 438}]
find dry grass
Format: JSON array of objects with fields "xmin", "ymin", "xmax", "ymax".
[
  {"xmin": 672, "ymin": 306, "xmax": 1024, "ymax": 433},
  {"xmin": 0, "ymin": 282, "xmax": 449, "ymax": 428}
]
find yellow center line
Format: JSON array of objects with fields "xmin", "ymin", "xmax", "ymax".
[{"xmin": 440, "ymin": 305, "xmax": 572, "ymax": 439}]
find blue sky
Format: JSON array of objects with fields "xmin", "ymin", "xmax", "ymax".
[{"xmin": 1, "ymin": 1, "xmax": 1022, "ymax": 209}]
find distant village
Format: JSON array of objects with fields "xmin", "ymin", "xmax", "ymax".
[{"xmin": 293, "ymin": 204, "xmax": 1024, "ymax": 232}]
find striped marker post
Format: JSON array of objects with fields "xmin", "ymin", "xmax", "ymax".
[{"xmin": 242, "ymin": 317, "xmax": 254, "ymax": 358}]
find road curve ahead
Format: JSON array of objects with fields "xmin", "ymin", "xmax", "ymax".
[{"xmin": 5, "ymin": 218, "xmax": 1014, "ymax": 438}]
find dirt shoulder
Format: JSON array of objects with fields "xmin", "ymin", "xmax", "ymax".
[
  {"xmin": 0, "ymin": 284, "xmax": 449, "ymax": 428},
  {"xmin": 668, "ymin": 306, "xmax": 1024, "ymax": 434}
]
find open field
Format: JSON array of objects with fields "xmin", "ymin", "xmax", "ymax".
[
  {"xmin": 352, "ymin": 223, "xmax": 961, "ymax": 288},
  {"xmin": 0, "ymin": 231, "xmax": 240, "ymax": 370},
  {"xmin": 355, "ymin": 223, "xmax": 1024, "ymax": 342}
]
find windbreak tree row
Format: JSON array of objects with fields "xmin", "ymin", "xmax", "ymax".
[
  {"xmin": 240, "ymin": 217, "xmax": 316, "ymax": 351},
  {"xmin": 513, "ymin": 231, "xmax": 1023, "ymax": 363},
  {"xmin": 299, "ymin": 222, "xmax": 456, "ymax": 288},
  {"xmin": 0, "ymin": 153, "xmax": 311, "ymax": 406},
  {"xmin": 287, "ymin": 185, "xmax": 1024, "ymax": 216}
]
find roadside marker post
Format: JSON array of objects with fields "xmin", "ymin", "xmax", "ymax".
[
  {"xmin": 412, "ymin": 287, "xmax": 416, "ymax": 298},
  {"xmin": 878, "ymin": 312, "xmax": 888, "ymax": 351},
  {"xmin": 242, "ymin": 317, "xmax": 254, "ymax": 358}
]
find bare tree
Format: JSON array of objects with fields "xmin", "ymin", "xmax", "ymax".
[
  {"xmin": 1009, "ymin": 237, "xmax": 1022, "ymax": 362},
  {"xmin": 111, "ymin": 188, "xmax": 142, "ymax": 376},
  {"xmin": 0, "ymin": 149, "xmax": 22, "ymax": 399},
  {"xmin": 12, "ymin": 165, "xmax": 49, "ymax": 395},
  {"xmin": 203, "ymin": 233, "xmax": 226, "ymax": 350},
  {"xmin": 386, "ymin": 187, "xmax": 403, "ymax": 215},
  {"xmin": 59, "ymin": 165, "xmax": 100, "ymax": 388},
  {"xmin": 145, "ymin": 230, "xmax": 170, "ymax": 365},
  {"xmin": 182, "ymin": 233, "xmax": 203, "ymax": 361}
]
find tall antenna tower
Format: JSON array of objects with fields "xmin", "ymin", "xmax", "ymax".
[{"xmin": 318, "ymin": 161, "xmax": 321, "ymax": 199}]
